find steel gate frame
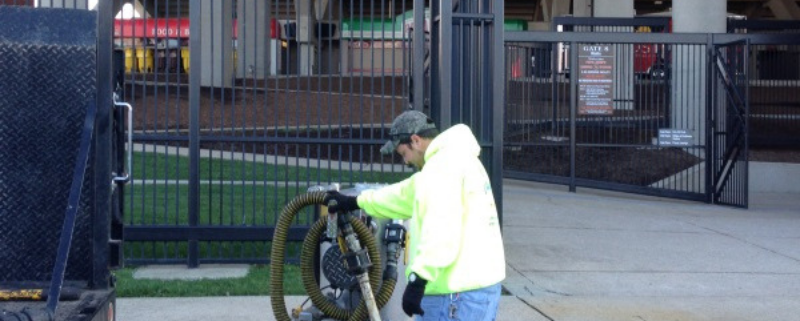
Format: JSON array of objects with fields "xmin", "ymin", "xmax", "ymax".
[
  {"xmin": 116, "ymin": 0, "xmax": 503, "ymax": 267},
  {"xmin": 709, "ymin": 37, "xmax": 750, "ymax": 208},
  {"xmin": 728, "ymin": 19, "xmax": 800, "ymax": 149},
  {"xmin": 505, "ymin": 31, "xmax": 714, "ymax": 201},
  {"xmin": 502, "ymin": 31, "xmax": 800, "ymax": 207},
  {"xmin": 426, "ymin": 0, "xmax": 505, "ymax": 222},
  {"xmin": 121, "ymin": 0, "xmax": 423, "ymax": 267}
]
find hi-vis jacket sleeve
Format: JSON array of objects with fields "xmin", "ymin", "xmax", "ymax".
[{"xmin": 357, "ymin": 176, "xmax": 414, "ymax": 220}]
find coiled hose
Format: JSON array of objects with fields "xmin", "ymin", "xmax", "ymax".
[{"xmin": 270, "ymin": 191, "xmax": 397, "ymax": 321}]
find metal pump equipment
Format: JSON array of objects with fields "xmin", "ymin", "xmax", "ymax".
[{"xmin": 270, "ymin": 184, "xmax": 413, "ymax": 321}]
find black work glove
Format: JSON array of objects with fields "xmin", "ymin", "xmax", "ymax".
[
  {"xmin": 323, "ymin": 191, "xmax": 359, "ymax": 213},
  {"xmin": 402, "ymin": 274, "xmax": 427, "ymax": 317}
]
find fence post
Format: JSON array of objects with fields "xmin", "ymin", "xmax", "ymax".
[
  {"xmin": 569, "ymin": 40, "xmax": 578, "ymax": 192},
  {"xmin": 438, "ymin": 0, "xmax": 453, "ymax": 128},
  {"xmin": 491, "ymin": 0, "xmax": 505, "ymax": 227},
  {"xmin": 412, "ymin": 0, "xmax": 425, "ymax": 112},
  {"xmin": 188, "ymin": 0, "xmax": 202, "ymax": 268},
  {"xmin": 705, "ymin": 34, "xmax": 715, "ymax": 204}
]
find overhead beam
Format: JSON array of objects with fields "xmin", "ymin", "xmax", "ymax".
[
  {"xmin": 540, "ymin": 0, "xmax": 551, "ymax": 21},
  {"xmin": 766, "ymin": 0, "xmax": 800, "ymax": 19}
]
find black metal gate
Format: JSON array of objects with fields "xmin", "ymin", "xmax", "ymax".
[
  {"xmin": 505, "ymin": 31, "xmax": 712, "ymax": 201},
  {"xmin": 118, "ymin": 0, "xmax": 419, "ymax": 266},
  {"xmin": 504, "ymin": 30, "xmax": 759, "ymax": 205},
  {"xmin": 504, "ymin": 17, "xmax": 800, "ymax": 208},
  {"xmin": 729, "ymin": 19, "xmax": 800, "ymax": 148},
  {"xmin": 710, "ymin": 38, "xmax": 749, "ymax": 207},
  {"xmin": 428, "ymin": 0, "xmax": 505, "ymax": 218},
  {"xmin": 111, "ymin": 0, "xmax": 502, "ymax": 266}
]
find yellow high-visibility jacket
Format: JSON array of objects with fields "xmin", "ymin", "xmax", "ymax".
[{"xmin": 358, "ymin": 124, "xmax": 506, "ymax": 295}]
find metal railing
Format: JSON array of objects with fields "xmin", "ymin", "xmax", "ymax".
[
  {"xmin": 730, "ymin": 19, "xmax": 800, "ymax": 148},
  {"xmin": 114, "ymin": 0, "xmax": 421, "ymax": 266}
]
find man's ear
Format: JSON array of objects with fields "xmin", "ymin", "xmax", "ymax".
[{"xmin": 410, "ymin": 134, "xmax": 422, "ymax": 148}]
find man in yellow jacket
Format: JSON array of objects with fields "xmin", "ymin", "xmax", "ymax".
[{"xmin": 324, "ymin": 110, "xmax": 506, "ymax": 320}]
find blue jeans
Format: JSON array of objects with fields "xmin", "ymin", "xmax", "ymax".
[{"xmin": 416, "ymin": 283, "xmax": 501, "ymax": 321}]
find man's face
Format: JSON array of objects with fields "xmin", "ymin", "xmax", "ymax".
[{"xmin": 396, "ymin": 135, "xmax": 426, "ymax": 170}]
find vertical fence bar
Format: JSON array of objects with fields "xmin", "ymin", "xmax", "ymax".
[
  {"xmin": 569, "ymin": 40, "xmax": 577, "ymax": 192},
  {"xmin": 706, "ymin": 35, "xmax": 715, "ymax": 203},
  {"xmin": 743, "ymin": 38, "xmax": 750, "ymax": 207},
  {"xmin": 188, "ymin": 0, "xmax": 201, "ymax": 268},
  {"xmin": 439, "ymin": 0, "xmax": 452, "ymax": 128},
  {"xmin": 492, "ymin": 0, "xmax": 504, "ymax": 225}
]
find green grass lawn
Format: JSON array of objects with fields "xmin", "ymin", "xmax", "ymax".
[
  {"xmin": 126, "ymin": 151, "xmax": 411, "ymax": 226},
  {"xmin": 133, "ymin": 151, "xmax": 410, "ymax": 183},
  {"xmin": 126, "ymin": 183, "xmax": 312, "ymax": 225},
  {"xmin": 115, "ymin": 265, "xmax": 306, "ymax": 297},
  {"xmin": 121, "ymin": 150, "xmax": 410, "ymax": 297}
]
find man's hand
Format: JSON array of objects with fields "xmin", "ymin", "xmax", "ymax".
[
  {"xmin": 402, "ymin": 274, "xmax": 427, "ymax": 316},
  {"xmin": 323, "ymin": 191, "xmax": 359, "ymax": 213}
]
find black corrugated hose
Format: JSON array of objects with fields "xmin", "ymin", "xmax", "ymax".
[{"xmin": 270, "ymin": 192, "xmax": 397, "ymax": 321}]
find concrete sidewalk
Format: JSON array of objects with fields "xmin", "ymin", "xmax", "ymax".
[
  {"xmin": 116, "ymin": 296, "xmax": 542, "ymax": 321},
  {"xmin": 117, "ymin": 179, "xmax": 800, "ymax": 321},
  {"xmin": 502, "ymin": 180, "xmax": 800, "ymax": 321}
]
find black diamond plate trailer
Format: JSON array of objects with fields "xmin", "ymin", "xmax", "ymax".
[{"xmin": 0, "ymin": 5, "xmax": 121, "ymax": 321}]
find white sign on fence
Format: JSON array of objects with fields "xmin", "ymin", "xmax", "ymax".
[{"xmin": 658, "ymin": 129, "xmax": 694, "ymax": 146}]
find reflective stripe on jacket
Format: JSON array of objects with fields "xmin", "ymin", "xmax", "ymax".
[{"xmin": 357, "ymin": 124, "xmax": 506, "ymax": 295}]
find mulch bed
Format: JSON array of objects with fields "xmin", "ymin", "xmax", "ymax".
[{"xmin": 505, "ymin": 145, "xmax": 702, "ymax": 186}]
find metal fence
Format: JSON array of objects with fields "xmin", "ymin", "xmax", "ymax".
[
  {"xmin": 729, "ymin": 20, "xmax": 800, "ymax": 148},
  {"xmin": 6, "ymin": 0, "xmax": 501, "ymax": 267},
  {"xmin": 114, "ymin": 0, "xmax": 426, "ymax": 266},
  {"xmin": 427, "ymin": 0, "xmax": 505, "ymax": 215},
  {"xmin": 14, "ymin": 0, "xmax": 795, "ymax": 265},
  {"xmin": 117, "ymin": 0, "xmax": 505, "ymax": 266},
  {"xmin": 503, "ymin": 31, "xmax": 776, "ymax": 207}
]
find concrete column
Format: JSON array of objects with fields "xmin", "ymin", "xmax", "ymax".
[
  {"xmin": 295, "ymin": 0, "xmax": 317, "ymax": 75},
  {"xmin": 39, "ymin": 0, "xmax": 88, "ymax": 9},
  {"xmin": 540, "ymin": 0, "xmax": 571, "ymax": 22},
  {"xmin": 594, "ymin": 0, "xmax": 635, "ymax": 111},
  {"xmin": 672, "ymin": 0, "xmax": 725, "ymax": 147},
  {"xmin": 200, "ymin": 0, "xmax": 233, "ymax": 88},
  {"xmin": 593, "ymin": 0, "xmax": 634, "ymax": 17},
  {"xmin": 673, "ymin": 0, "xmax": 726, "ymax": 33},
  {"xmin": 572, "ymin": 0, "xmax": 591, "ymax": 17},
  {"xmin": 236, "ymin": 0, "xmax": 276, "ymax": 78},
  {"xmin": 551, "ymin": 0, "xmax": 571, "ymax": 20}
]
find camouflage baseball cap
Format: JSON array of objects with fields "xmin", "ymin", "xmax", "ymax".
[{"xmin": 380, "ymin": 110, "xmax": 437, "ymax": 155}]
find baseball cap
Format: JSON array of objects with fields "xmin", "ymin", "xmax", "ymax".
[{"xmin": 380, "ymin": 110, "xmax": 437, "ymax": 155}]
